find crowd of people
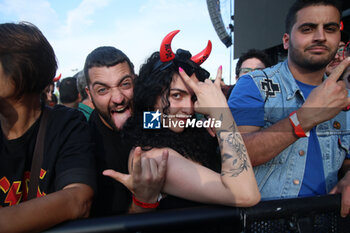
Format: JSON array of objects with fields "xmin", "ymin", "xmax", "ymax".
[{"xmin": 1, "ymin": 0, "xmax": 350, "ymax": 232}]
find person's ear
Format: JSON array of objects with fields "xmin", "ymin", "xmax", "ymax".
[
  {"xmin": 85, "ymin": 86, "xmax": 92, "ymax": 102},
  {"xmin": 77, "ymin": 93, "xmax": 82, "ymax": 103},
  {"xmin": 283, "ymin": 33, "xmax": 290, "ymax": 50}
]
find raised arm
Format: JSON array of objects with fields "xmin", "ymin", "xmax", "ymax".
[
  {"xmin": 238, "ymin": 119, "xmax": 298, "ymax": 166},
  {"xmin": 162, "ymin": 66, "xmax": 260, "ymax": 206},
  {"xmin": 0, "ymin": 183, "xmax": 93, "ymax": 233}
]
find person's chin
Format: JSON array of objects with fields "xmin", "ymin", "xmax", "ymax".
[
  {"xmin": 170, "ymin": 119, "xmax": 186, "ymax": 133},
  {"xmin": 169, "ymin": 126, "xmax": 185, "ymax": 133}
]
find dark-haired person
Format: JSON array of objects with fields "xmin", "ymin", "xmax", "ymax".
[
  {"xmin": 235, "ymin": 49, "xmax": 272, "ymax": 81},
  {"xmin": 41, "ymin": 82, "xmax": 57, "ymax": 107},
  {"xmin": 104, "ymin": 31, "xmax": 260, "ymax": 209},
  {"xmin": 59, "ymin": 77, "xmax": 81, "ymax": 108},
  {"xmin": 84, "ymin": 46, "xmax": 168, "ymax": 216},
  {"xmin": 229, "ymin": 0, "xmax": 350, "ymax": 217},
  {"xmin": 0, "ymin": 22, "xmax": 96, "ymax": 232},
  {"xmin": 75, "ymin": 70, "xmax": 94, "ymax": 120},
  {"xmin": 225, "ymin": 49, "xmax": 271, "ymax": 99}
]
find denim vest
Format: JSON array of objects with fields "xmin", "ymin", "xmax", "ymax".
[{"xmin": 249, "ymin": 60, "xmax": 350, "ymax": 199}]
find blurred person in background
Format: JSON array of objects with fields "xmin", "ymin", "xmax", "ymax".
[
  {"xmin": 326, "ymin": 31, "xmax": 349, "ymax": 75},
  {"xmin": 41, "ymin": 82, "xmax": 58, "ymax": 107},
  {"xmin": 75, "ymin": 70, "xmax": 94, "ymax": 120},
  {"xmin": 235, "ymin": 49, "xmax": 272, "ymax": 81},
  {"xmin": 59, "ymin": 77, "xmax": 81, "ymax": 108},
  {"xmin": 226, "ymin": 49, "xmax": 272, "ymax": 99}
]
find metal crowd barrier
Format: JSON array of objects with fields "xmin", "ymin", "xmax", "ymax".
[{"xmin": 45, "ymin": 194, "xmax": 350, "ymax": 233}]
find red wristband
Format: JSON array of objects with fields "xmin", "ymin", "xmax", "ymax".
[
  {"xmin": 289, "ymin": 111, "xmax": 309, "ymax": 138},
  {"xmin": 132, "ymin": 195, "xmax": 160, "ymax": 209}
]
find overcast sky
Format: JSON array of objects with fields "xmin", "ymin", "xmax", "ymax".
[{"xmin": 0, "ymin": 0, "xmax": 237, "ymax": 84}]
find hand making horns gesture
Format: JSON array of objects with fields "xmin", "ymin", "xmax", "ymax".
[{"xmin": 178, "ymin": 66, "xmax": 228, "ymax": 117}]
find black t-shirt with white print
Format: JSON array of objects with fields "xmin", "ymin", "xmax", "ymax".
[{"xmin": 0, "ymin": 105, "xmax": 96, "ymax": 207}]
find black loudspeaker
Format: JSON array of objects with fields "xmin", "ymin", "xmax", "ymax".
[
  {"xmin": 234, "ymin": 0, "xmax": 294, "ymax": 59},
  {"xmin": 207, "ymin": 0, "xmax": 232, "ymax": 48}
]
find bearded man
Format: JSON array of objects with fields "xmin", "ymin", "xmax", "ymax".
[{"xmin": 229, "ymin": 0, "xmax": 350, "ymax": 217}]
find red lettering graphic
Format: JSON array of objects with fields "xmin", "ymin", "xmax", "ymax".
[
  {"xmin": 1, "ymin": 169, "xmax": 47, "ymax": 206},
  {"xmin": 37, "ymin": 169, "xmax": 47, "ymax": 197},
  {"xmin": 4, "ymin": 181, "xmax": 22, "ymax": 206},
  {"xmin": 0, "ymin": 177, "xmax": 10, "ymax": 193},
  {"xmin": 40, "ymin": 169, "xmax": 46, "ymax": 179}
]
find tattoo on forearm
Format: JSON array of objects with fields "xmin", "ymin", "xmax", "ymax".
[
  {"xmin": 222, "ymin": 153, "xmax": 233, "ymax": 162},
  {"xmin": 217, "ymin": 114, "xmax": 250, "ymax": 177}
]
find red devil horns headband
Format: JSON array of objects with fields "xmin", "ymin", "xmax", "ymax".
[
  {"xmin": 159, "ymin": 30, "xmax": 212, "ymax": 65},
  {"xmin": 53, "ymin": 73, "xmax": 61, "ymax": 82}
]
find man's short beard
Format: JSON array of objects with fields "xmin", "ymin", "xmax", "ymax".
[
  {"xmin": 289, "ymin": 41, "xmax": 336, "ymax": 72},
  {"xmin": 292, "ymin": 54, "xmax": 331, "ymax": 71}
]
